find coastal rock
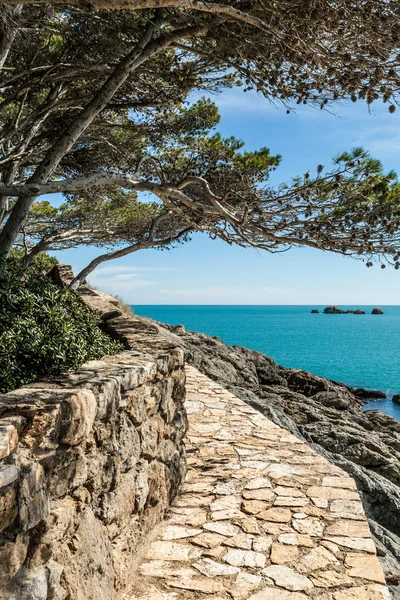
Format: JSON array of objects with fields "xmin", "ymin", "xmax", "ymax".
[
  {"xmin": 353, "ymin": 388, "xmax": 386, "ymax": 400},
  {"xmin": 324, "ymin": 305, "xmax": 342, "ymax": 314},
  {"xmin": 311, "ymin": 310, "xmax": 319, "ymax": 314},
  {"xmin": 372, "ymin": 308, "xmax": 384, "ymax": 315},
  {"xmin": 323, "ymin": 306, "xmax": 366, "ymax": 315},
  {"xmin": 393, "ymin": 395, "xmax": 400, "ymax": 405}
]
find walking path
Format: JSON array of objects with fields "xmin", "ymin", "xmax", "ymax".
[{"xmin": 126, "ymin": 366, "xmax": 390, "ymax": 600}]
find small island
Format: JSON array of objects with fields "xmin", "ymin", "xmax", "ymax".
[
  {"xmin": 322, "ymin": 306, "xmax": 366, "ymax": 314},
  {"xmin": 311, "ymin": 306, "xmax": 385, "ymax": 314}
]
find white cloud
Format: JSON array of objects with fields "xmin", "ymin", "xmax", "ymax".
[
  {"xmin": 159, "ymin": 285, "xmax": 303, "ymax": 304},
  {"xmin": 87, "ymin": 267, "xmax": 158, "ymax": 301},
  {"xmin": 92, "ymin": 265, "xmax": 173, "ymax": 277}
]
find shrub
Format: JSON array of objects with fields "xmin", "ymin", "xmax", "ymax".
[{"xmin": 0, "ymin": 256, "xmax": 123, "ymax": 393}]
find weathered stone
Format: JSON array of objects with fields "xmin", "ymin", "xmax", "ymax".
[
  {"xmin": 248, "ymin": 591, "xmax": 308, "ymax": 600},
  {"xmin": 321, "ymin": 476, "xmax": 356, "ymax": 490},
  {"xmin": 0, "ymin": 482, "xmax": 17, "ymax": 531},
  {"xmin": 306, "ymin": 486, "xmax": 359, "ymax": 500},
  {"xmin": 325, "ymin": 536, "xmax": 376, "ymax": 553},
  {"xmin": 139, "ymin": 561, "xmax": 196, "ymax": 579},
  {"xmin": 274, "ymin": 486, "xmax": 305, "ymax": 498},
  {"xmin": 324, "ymin": 520, "xmax": 370, "ymax": 538},
  {"xmin": 167, "ymin": 576, "xmax": 225, "ymax": 594},
  {"xmin": 262, "ymin": 565, "xmax": 314, "ymax": 591},
  {"xmin": 278, "ymin": 533, "xmax": 314, "ymax": 547},
  {"xmin": 57, "ymin": 390, "xmax": 97, "ymax": 445},
  {"xmin": 0, "ymin": 535, "xmax": 28, "ymax": 589},
  {"xmin": 146, "ymin": 541, "xmax": 202, "ymax": 562},
  {"xmin": 193, "ymin": 557, "xmax": 240, "ymax": 577},
  {"xmin": 0, "ymin": 463, "xmax": 18, "ymax": 488},
  {"xmin": 243, "ymin": 488, "xmax": 276, "ymax": 501},
  {"xmin": 223, "ymin": 548, "xmax": 266, "ymax": 568},
  {"xmin": 274, "ymin": 496, "xmax": 309, "ymax": 507},
  {"xmin": 0, "ymin": 424, "xmax": 18, "ymax": 458},
  {"xmin": 242, "ymin": 499, "xmax": 271, "ymax": 515},
  {"xmin": 192, "ymin": 532, "xmax": 227, "ymax": 548},
  {"xmin": 258, "ymin": 508, "xmax": 292, "ymax": 523},
  {"xmin": 331, "ymin": 586, "xmax": 391, "ymax": 600},
  {"xmin": 311, "ymin": 570, "xmax": 353, "ymax": 588},
  {"xmin": 230, "ymin": 572, "xmax": 262, "ymax": 600},
  {"xmin": 239, "ymin": 517, "xmax": 263, "ymax": 534},
  {"xmin": 203, "ymin": 522, "xmax": 240, "ymax": 536},
  {"xmin": 214, "ymin": 480, "xmax": 243, "ymax": 495},
  {"xmin": 345, "ymin": 554, "xmax": 386, "ymax": 584},
  {"xmin": 330, "ymin": 500, "xmax": 365, "ymax": 520},
  {"xmin": 245, "ymin": 477, "xmax": 273, "ymax": 490},
  {"xmin": 224, "ymin": 532, "xmax": 253, "ymax": 550},
  {"xmin": 253, "ymin": 535, "xmax": 273, "ymax": 552},
  {"xmin": 296, "ymin": 546, "xmax": 339, "ymax": 573},
  {"xmin": 271, "ymin": 543, "xmax": 299, "ymax": 564},
  {"xmin": 292, "ymin": 518, "xmax": 325, "ymax": 537},
  {"xmin": 139, "ymin": 417, "xmax": 163, "ymax": 458},
  {"xmin": 161, "ymin": 525, "xmax": 202, "ymax": 540},
  {"xmin": 19, "ymin": 463, "xmax": 49, "ymax": 532}
]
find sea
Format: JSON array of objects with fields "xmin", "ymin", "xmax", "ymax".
[{"xmin": 132, "ymin": 304, "xmax": 400, "ymax": 420}]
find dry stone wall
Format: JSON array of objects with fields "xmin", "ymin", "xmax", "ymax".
[{"xmin": 0, "ymin": 280, "xmax": 187, "ymax": 600}]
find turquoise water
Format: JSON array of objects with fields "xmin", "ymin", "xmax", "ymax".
[{"xmin": 133, "ymin": 305, "xmax": 400, "ymax": 418}]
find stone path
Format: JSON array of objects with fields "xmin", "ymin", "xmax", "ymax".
[{"xmin": 125, "ymin": 366, "xmax": 390, "ymax": 600}]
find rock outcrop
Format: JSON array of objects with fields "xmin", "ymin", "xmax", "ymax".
[
  {"xmin": 353, "ymin": 388, "xmax": 387, "ymax": 400},
  {"xmin": 323, "ymin": 306, "xmax": 366, "ymax": 314},
  {"xmin": 372, "ymin": 308, "xmax": 385, "ymax": 315},
  {"xmin": 154, "ymin": 321, "xmax": 400, "ymax": 598},
  {"xmin": 324, "ymin": 305, "xmax": 343, "ymax": 314},
  {"xmin": 311, "ymin": 309, "xmax": 320, "ymax": 313}
]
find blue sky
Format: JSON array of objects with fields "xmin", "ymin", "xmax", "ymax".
[{"xmin": 52, "ymin": 88, "xmax": 400, "ymax": 304}]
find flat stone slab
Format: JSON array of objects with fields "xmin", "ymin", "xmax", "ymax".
[{"xmin": 123, "ymin": 366, "xmax": 389, "ymax": 600}]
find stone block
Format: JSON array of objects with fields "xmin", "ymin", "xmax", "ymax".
[
  {"xmin": 87, "ymin": 377, "xmax": 121, "ymax": 420},
  {"xmin": 0, "ymin": 464, "xmax": 18, "ymax": 488},
  {"xmin": 0, "ymin": 483, "xmax": 18, "ymax": 532},
  {"xmin": 0, "ymin": 424, "xmax": 18, "ymax": 458},
  {"xmin": 117, "ymin": 413, "xmax": 141, "ymax": 469},
  {"xmin": 139, "ymin": 418, "xmax": 163, "ymax": 459},
  {"xmin": 44, "ymin": 447, "xmax": 88, "ymax": 498},
  {"xmin": 57, "ymin": 390, "xmax": 97, "ymax": 446},
  {"xmin": 126, "ymin": 387, "xmax": 147, "ymax": 425},
  {"xmin": 19, "ymin": 463, "xmax": 50, "ymax": 532},
  {"xmin": 0, "ymin": 535, "xmax": 28, "ymax": 589}
]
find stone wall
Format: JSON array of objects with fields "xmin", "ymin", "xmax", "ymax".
[{"xmin": 0, "ymin": 280, "xmax": 187, "ymax": 600}]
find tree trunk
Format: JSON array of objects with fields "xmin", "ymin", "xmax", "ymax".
[
  {"xmin": 0, "ymin": 2, "xmax": 266, "ymax": 32},
  {"xmin": 22, "ymin": 238, "xmax": 50, "ymax": 265},
  {"xmin": 70, "ymin": 243, "xmax": 150, "ymax": 290},
  {"xmin": 70, "ymin": 226, "xmax": 190, "ymax": 290}
]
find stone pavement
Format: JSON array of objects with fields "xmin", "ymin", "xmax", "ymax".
[{"xmin": 125, "ymin": 366, "xmax": 390, "ymax": 600}]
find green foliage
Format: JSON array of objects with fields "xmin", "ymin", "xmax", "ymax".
[
  {"xmin": 8, "ymin": 248, "xmax": 57, "ymax": 272},
  {"xmin": 0, "ymin": 257, "xmax": 123, "ymax": 393}
]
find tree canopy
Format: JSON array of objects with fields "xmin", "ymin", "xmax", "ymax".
[{"xmin": 1, "ymin": 0, "xmax": 400, "ymax": 275}]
